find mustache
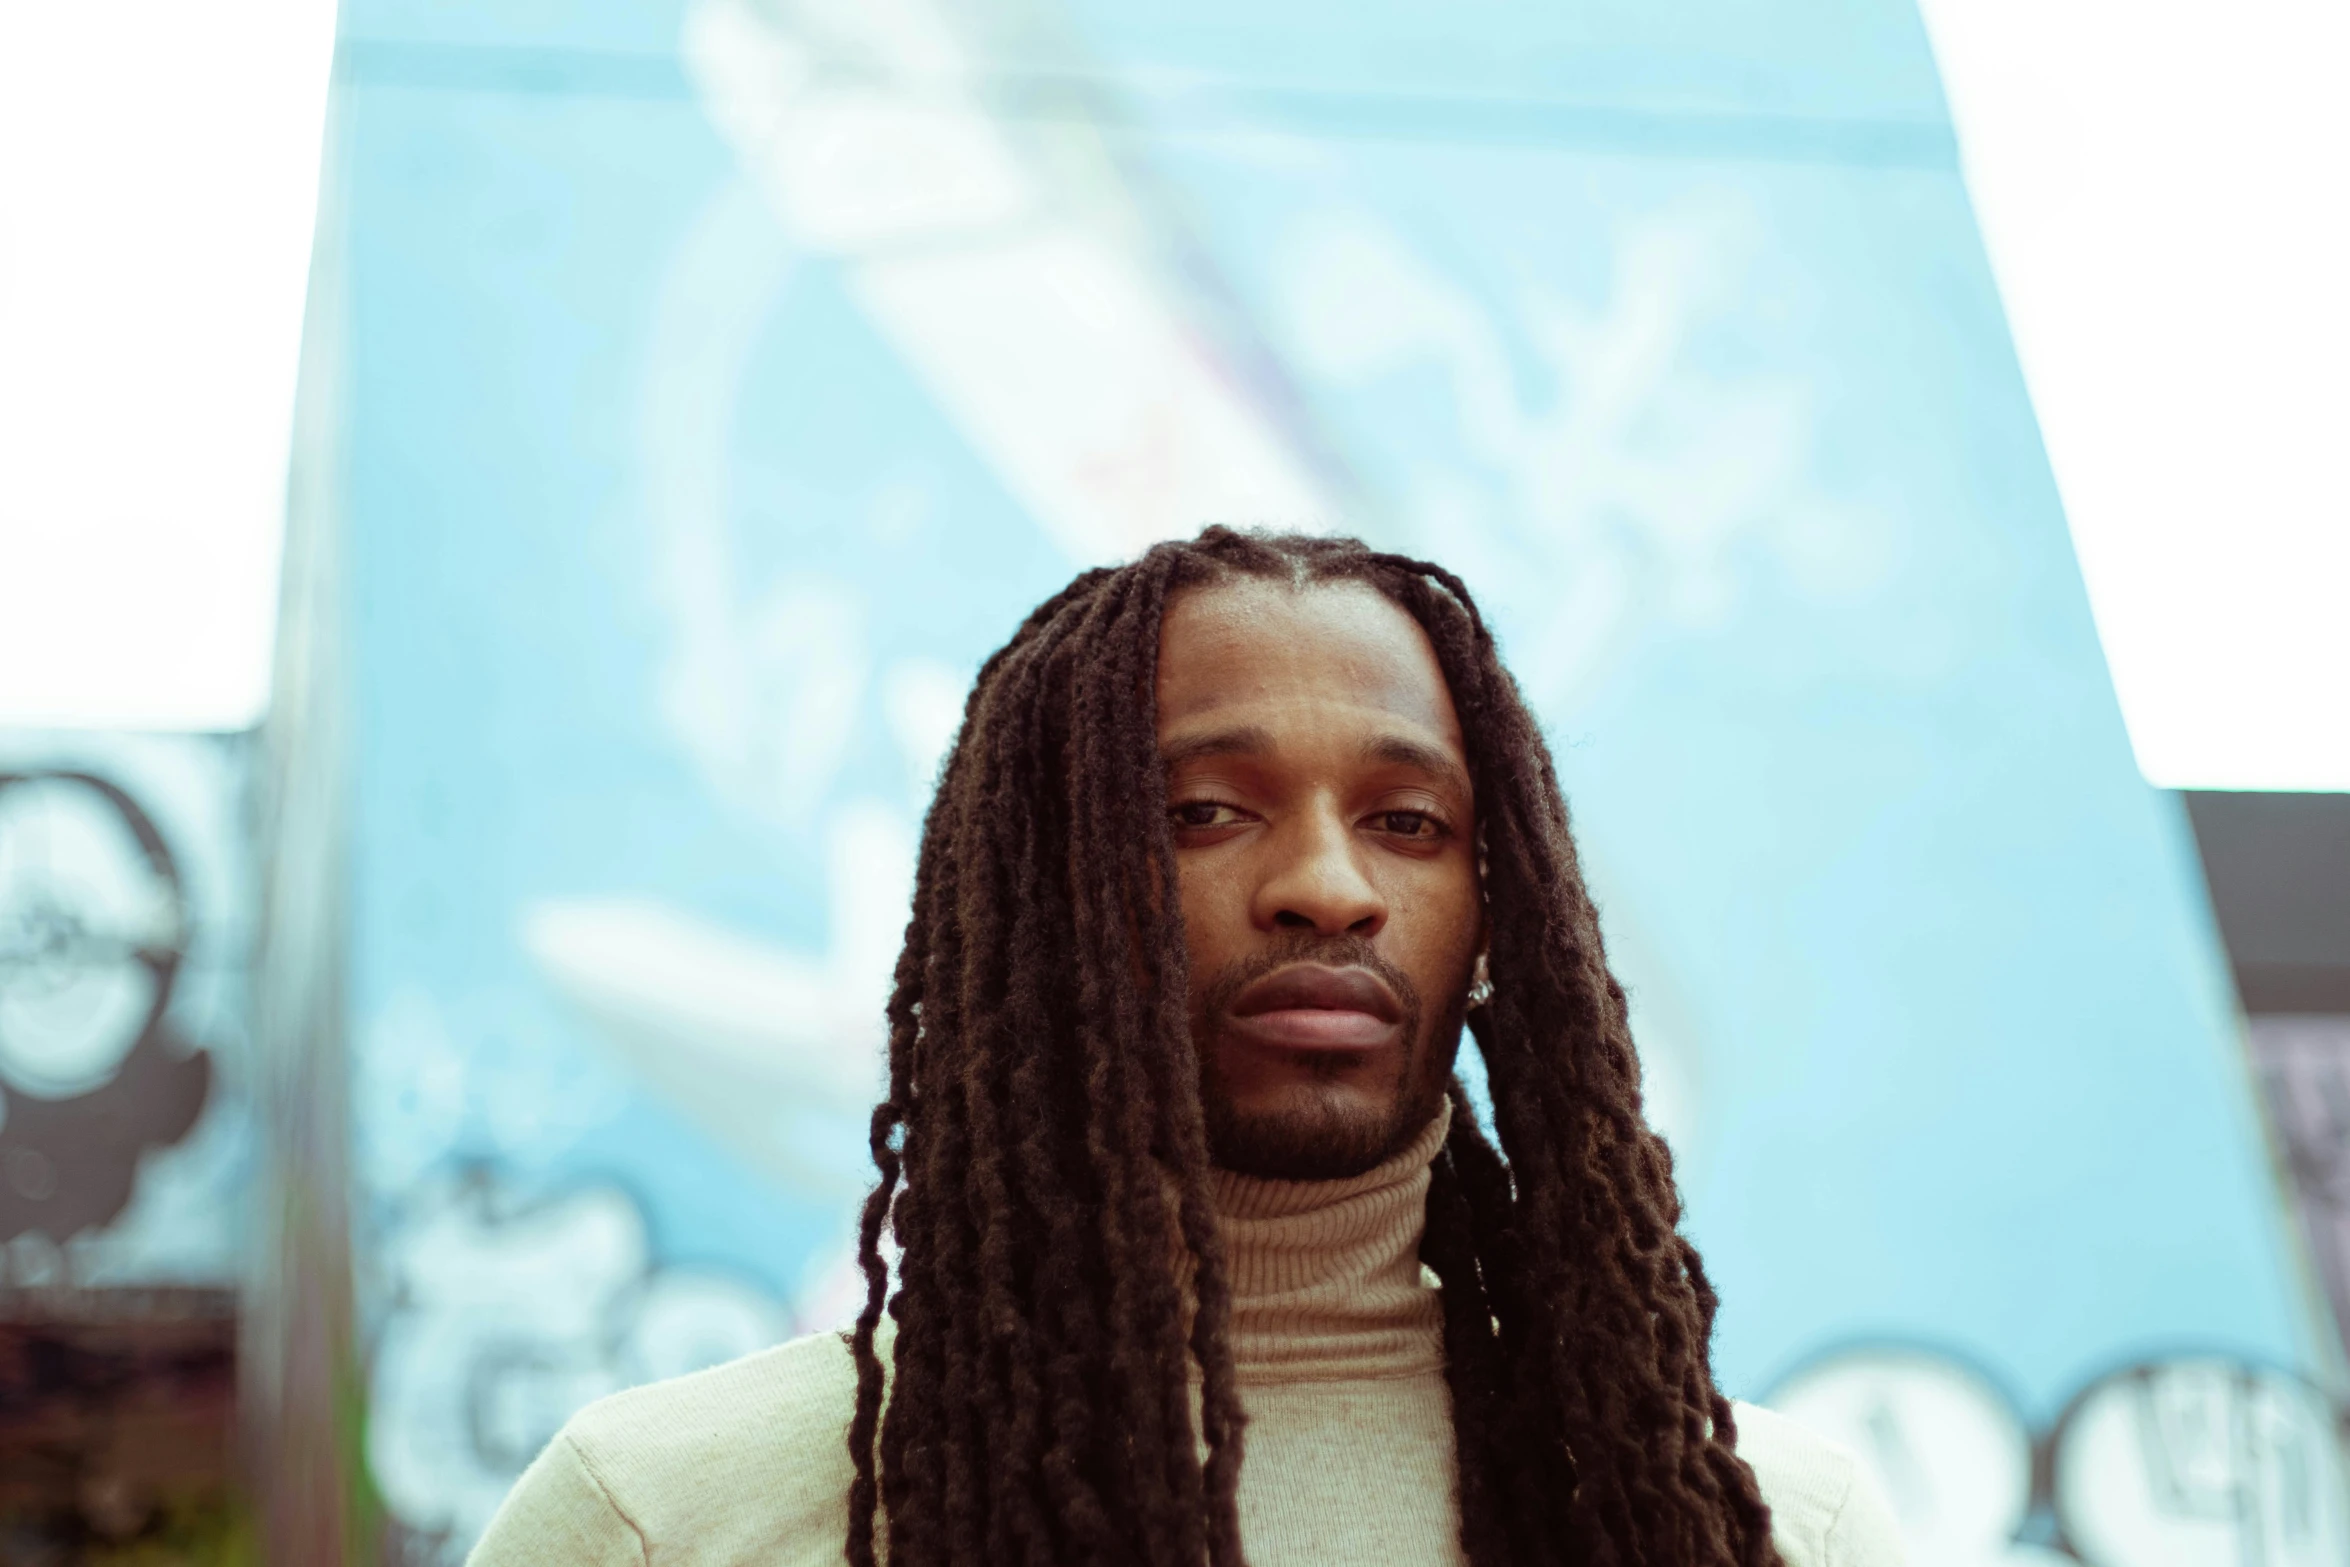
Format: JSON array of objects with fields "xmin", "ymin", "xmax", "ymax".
[{"xmin": 1196, "ymin": 933, "xmax": 1424, "ymax": 1026}]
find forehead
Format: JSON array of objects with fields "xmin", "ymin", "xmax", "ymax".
[{"xmin": 1155, "ymin": 577, "xmax": 1464, "ymax": 748}]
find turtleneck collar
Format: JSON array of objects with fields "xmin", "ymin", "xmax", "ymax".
[{"xmin": 1207, "ymin": 1104, "xmax": 1451, "ymax": 1384}]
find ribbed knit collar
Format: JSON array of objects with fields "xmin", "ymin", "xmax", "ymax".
[{"xmin": 1207, "ymin": 1104, "xmax": 1450, "ymax": 1384}]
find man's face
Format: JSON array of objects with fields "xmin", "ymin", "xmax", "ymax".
[{"xmin": 1157, "ymin": 577, "xmax": 1484, "ymax": 1181}]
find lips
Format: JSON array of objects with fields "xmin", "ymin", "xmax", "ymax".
[{"xmin": 1224, "ymin": 964, "xmax": 1404, "ymax": 1053}]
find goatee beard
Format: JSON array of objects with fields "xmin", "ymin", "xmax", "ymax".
[{"xmin": 1202, "ymin": 1080, "xmax": 1443, "ymax": 1181}]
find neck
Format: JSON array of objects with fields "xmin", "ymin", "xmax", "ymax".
[{"xmin": 1207, "ymin": 1106, "xmax": 1452, "ymax": 1382}]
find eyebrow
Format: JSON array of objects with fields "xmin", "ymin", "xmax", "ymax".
[
  {"xmin": 1360, "ymin": 734, "xmax": 1473, "ymax": 801},
  {"xmin": 1158, "ymin": 725, "xmax": 1275, "ymax": 770},
  {"xmin": 1158, "ymin": 724, "xmax": 1473, "ymax": 800}
]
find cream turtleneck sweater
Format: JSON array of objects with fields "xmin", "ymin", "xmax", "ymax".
[{"xmin": 470, "ymin": 1113, "xmax": 1903, "ymax": 1566}]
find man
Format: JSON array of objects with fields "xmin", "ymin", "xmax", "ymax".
[{"xmin": 472, "ymin": 529, "xmax": 1903, "ymax": 1566}]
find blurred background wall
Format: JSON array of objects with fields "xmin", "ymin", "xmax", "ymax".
[
  {"xmin": 0, "ymin": 738, "xmax": 256, "ymax": 1559},
  {"xmin": 3, "ymin": 1, "xmax": 2346, "ymax": 1564}
]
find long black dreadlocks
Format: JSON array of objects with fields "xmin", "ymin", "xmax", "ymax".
[{"xmin": 845, "ymin": 527, "xmax": 1780, "ymax": 1567}]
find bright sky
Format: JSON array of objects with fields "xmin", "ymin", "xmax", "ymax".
[
  {"xmin": 0, "ymin": 2, "xmax": 2341, "ymax": 788},
  {"xmin": 0, "ymin": 2, "xmax": 336, "ymax": 732},
  {"xmin": 1916, "ymin": 0, "xmax": 2349, "ymax": 790}
]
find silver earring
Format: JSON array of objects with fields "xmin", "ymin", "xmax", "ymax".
[{"xmin": 1465, "ymin": 952, "xmax": 1493, "ymax": 1010}]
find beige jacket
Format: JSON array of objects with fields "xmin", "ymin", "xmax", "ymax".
[{"xmin": 472, "ymin": 1114, "xmax": 1904, "ymax": 1566}]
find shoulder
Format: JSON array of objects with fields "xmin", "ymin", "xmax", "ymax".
[
  {"xmin": 1731, "ymin": 1400, "xmax": 1907, "ymax": 1567},
  {"xmin": 470, "ymin": 1330, "xmax": 865, "ymax": 1567},
  {"xmin": 562, "ymin": 1327, "xmax": 863, "ymax": 1501}
]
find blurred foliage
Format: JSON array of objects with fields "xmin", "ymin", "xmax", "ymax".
[
  {"xmin": 80, "ymin": 1494, "xmax": 255, "ymax": 1567},
  {"xmin": 0, "ymin": 1492, "xmax": 254, "ymax": 1567}
]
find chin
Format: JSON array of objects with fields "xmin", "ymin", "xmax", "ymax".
[{"xmin": 1202, "ymin": 1079, "xmax": 1431, "ymax": 1182}]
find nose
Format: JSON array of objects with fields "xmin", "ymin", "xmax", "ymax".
[{"xmin": 1253, "ymin": 801, "xmax": 1386, "ymax": 938}]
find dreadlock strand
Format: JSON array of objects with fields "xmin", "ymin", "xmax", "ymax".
[
  {"xmin": 909, "ymin": 642, "xmax": 1036, "ymax": 1567},
  {"xmin": 844, "ymin": 794, "xmax": 942, "ymax": 1567},
  {"xmin": 930, "ymin": 645, "xmax": 1072, "ymax": 1567},
  {"xmin": 1123, "ymin": 552, "xmax": 1250, "ymax": 1567},
  {"xmin": 1017, "ymin": 587, "xmax": 1154, "ymax": 1566},
  {"xmin": 957, "ymin": 719, "xmax": 1059, "ymax": 1566},
  {"xmin": 990, "ymin": 604, "xmax": 1151, "ymax": 1565},
  {"xmin": 1034, "ymin": 570, "xmax": 1177, "ymax": 1563},
  {"xmin": 1421, "ymin": 1136, "xmax": 1526, "ymax": 1565},
  {"xmin": 1062, "ymin": 561, "xmax": 1222, "ymax": 1567}
]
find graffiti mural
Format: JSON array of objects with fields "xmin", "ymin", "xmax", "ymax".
[
  {"xmin": 366, "ymin": 1172, "xmax": 789, "ymax": 1564},
  {"xmin": 0, "ymin": 771, "xmax": 207, "ymax": 1251},
  {"xmin": 0, "ymin": 734, "xmax": 256, "ymax": 1555},
  {"xmin": 2249, "ymin": 1016, "xmax": 2350, "ymax": 1366},
  {"xmin": 1770, "ymin": 1347, "xmax": 2350, "ymax": 1566},
  {"xmin": 0, "ymin": 739, "xmax": 253, "ymax": 1286}
]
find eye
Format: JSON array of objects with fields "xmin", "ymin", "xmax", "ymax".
[
  {"xmin": 1170, "ymin": 800, "xmax": 1247, "ymax": 831},
  {"xmin": 1375, "ymin": 809, "xmax": 1444, "ymax": 839}
]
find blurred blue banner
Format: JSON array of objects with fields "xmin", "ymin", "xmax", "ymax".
[{"xmin": 325, "ymin": 2, "xmax": 2332, "ymax": 1561}]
